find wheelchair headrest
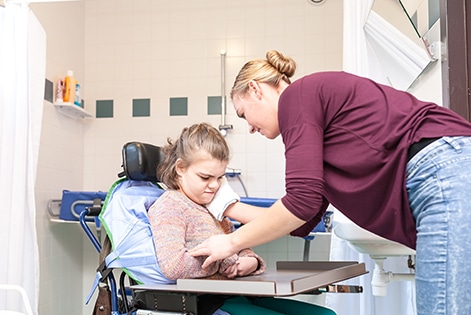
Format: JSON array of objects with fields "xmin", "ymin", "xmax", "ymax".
[{"xmin": 119, "ymin": 142, "xmax": 165, "ymax": 182}]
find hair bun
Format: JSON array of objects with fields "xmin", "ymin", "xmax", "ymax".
[{"xmin": 266, "ymin": 50, "xmax": 296, "ymax": 78}]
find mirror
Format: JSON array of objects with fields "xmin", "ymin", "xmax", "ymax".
[
  {"xmin": 372, "ymin": 0, "xmax": 441, "ymax": 63},
  {"xmin": 345, "ymin": 0, "xmax": 440, "ymax": 91},
  {"xmin": 397, "ymin": 0, "xmax": 440, "ymax": 39},
  {"xmin": 372, "ymin": 1, "xmax": 422, "ymax": 47}
]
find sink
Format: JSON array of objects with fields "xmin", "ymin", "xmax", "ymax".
[
  {"xmin": 333, "ymin": 214, "xmax": 415, "ymax": 258},
  {"xmin": 332, "ymin": 211, "xmax": 416, "ymax": 296}
]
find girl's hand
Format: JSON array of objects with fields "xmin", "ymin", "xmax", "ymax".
[
  {"xmin": 220, "ymin": 263, "xmax": 238, "ymax": 279},
  {"xmin": 235, "ymin": 256, "xmax": 258, "ymax": 277},
  {"xmin": 220, "ymin": 256, "xmax": 258, "ymax": 278}
]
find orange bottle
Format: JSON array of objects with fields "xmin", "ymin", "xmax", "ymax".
[{"xmin": 63, "ymin": 70, "xmax": 76, "ymax": 103}]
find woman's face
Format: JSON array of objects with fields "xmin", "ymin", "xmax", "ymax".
[
  {"xmin": 232, "ymin": 81, "xmax": 281, "ymax": 139},
  {"xmin": 176, "ymin": 151, "xmax": 228, "ymax": 206}
]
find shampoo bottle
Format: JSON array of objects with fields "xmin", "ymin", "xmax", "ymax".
[
  {"xmin": 74, "ymin": 82, "xmax": 81, "ymax": 107},
  {"xmin": 63, "ymin": 70, "xmax": 76, "ymax": 104}
]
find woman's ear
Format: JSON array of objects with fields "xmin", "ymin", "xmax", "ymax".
[
  {"xmin": 249, "ymin": 80, "xmax": 262, "ymax": 99},
  {"xmin": 249, "ymin": 80, "xmax": 258, "ymax": 92}
]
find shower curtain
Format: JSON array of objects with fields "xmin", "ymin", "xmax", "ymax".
[
  {"xmin": 325, "ymin": 0, "xmax": 431, "ymax": 314},
  {"xmin": 0, "ymin": 3, "xmax": 46, "ymax": 314}
]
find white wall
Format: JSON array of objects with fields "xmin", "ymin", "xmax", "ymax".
[
  {"xmin": 407, "ymin": 18, "xmax": 443, "ymax": 105},
  {"xmin": 29, "ymin": 0, "xmax": 448, "ymax": 313},
  {"xmin": 31, "ymin": 2, "xmax": 86, "ymax": 315},
  {"xmin": 28, "ymin": 0, "xmax": 449, "ymax": 314},
  {"xmin": 31, "ymin": 1, "xmax": 343, "ymax": 314},
  {"xmin": 81, "ymin": 1, "xmax": 343, "ymax": 312},
  {"xmin": 81, "ymin": 0, "xmax": 344, "ymax": 195}
]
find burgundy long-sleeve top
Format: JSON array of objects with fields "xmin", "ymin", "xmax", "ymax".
[{"xmin": 281, "ymin": 71, "xmax": 471, "ymax": 249}]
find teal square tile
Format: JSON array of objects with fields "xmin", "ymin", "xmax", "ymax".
[
  {"xmin": 44, "ymin": 79, "xmax": 53, "ymax": 103},
  {"xmin": 207, "ymin": 96, "xmax": 223, "ymax": 115},
  {"xmin": 170, "ymin": 97, "xmax": 188, "ymax": 116},
  {"xmin": 133, "ymin": 98, "xmax": 151, "ymax": 117},
  {"xmin": 96, "ymin": 100, "xmax": 113, "ymax": 118}
]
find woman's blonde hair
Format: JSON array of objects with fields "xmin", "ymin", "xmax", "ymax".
[
  {"xmin": 230, "ymin": 50, "xmax": 297, "ymax": 100},
  {"xmin": 157, "ymin": 122, "xmax": 230, "ymax": 190}
]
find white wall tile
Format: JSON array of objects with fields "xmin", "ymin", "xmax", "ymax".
[{"xmin": 31, "ymin": 0, "xmax": 347, "ymax": 314}]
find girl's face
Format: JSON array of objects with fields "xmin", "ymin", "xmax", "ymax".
[
  {"xmin": 176, "ymin": 151, "xmax": 228, "ymax": 206},
  {"xmin": 232, "ymin": 81, "xmax": 282, "ymax": 139}
]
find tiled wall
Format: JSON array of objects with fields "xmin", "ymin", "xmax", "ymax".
[
  {"xmin": 32, "ymin": 0, "xmax": 343, "ymax": 314},
  {"xmin": 95, "ymin": 96, "xmax": 226, "ymax": 117},
  {"xmin": 29, "ymin": 1, "xmax": 445, "ymax": 314},
  {"xmin": 82, "ymin": 1, "xmax": 343, "ymax": 311},
  {"xmin": 31, "ymin": 2, "xmax": 86, "ymax": 315},
  {"xmin": 82, "ymin": 0, "xmax": 344, "ymax": 195}
]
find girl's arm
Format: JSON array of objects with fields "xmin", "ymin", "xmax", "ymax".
[{"xmin": 149, "ymin": 198, "xmax": 220, "ymax": 280}]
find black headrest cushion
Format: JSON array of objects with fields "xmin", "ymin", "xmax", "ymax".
[{"xmin": 120, "ymin": 142, "xmax": 165, "ymax": 181}]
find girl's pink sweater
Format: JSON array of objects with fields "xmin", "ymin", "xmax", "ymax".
[{"xmin": 148, "ymin": 190, "xmax": 266, "ymax": 280}]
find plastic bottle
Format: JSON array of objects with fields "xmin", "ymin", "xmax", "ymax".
[
  {"xmin": 63, "ymin": 70, "xmax": 76, "ymax": 104},
  {"xmin": 74, "ymin": 82, "xmax": 81, "ymax": 107},
  {"xmin": 56, "ymin": 79, "xmax": 64, "ymax": 103}
]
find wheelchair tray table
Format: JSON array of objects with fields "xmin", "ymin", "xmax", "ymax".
[{"xmin": 132, "ymin": 261, "xmax": 367, "ymax": 297}]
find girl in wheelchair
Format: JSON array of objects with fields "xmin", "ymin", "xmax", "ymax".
[{"xmin": 147, "ymin": 122, "xmax": 336, "ymax": 315}]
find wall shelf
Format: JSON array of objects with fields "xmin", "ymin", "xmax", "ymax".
[{"xmin": 54, "ymin": 102, "xmax": 92, "ymax": 119}]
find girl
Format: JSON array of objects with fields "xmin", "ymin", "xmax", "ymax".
[{"xmin": 148, "ymin": 122, "xmax": 335, "ymax": 315}]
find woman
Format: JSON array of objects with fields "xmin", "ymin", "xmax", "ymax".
[
  {"xmin": 190, "ymin": 51, "xmax": 471, "ymax": 315},
  {"xmin": 149, "ymin": 122, "xmax": 335, "ymax": 315}
]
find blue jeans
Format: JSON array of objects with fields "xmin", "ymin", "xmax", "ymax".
[{"xmin": 406, "ymin": 136, "xmax": 471, "ymax": 315}]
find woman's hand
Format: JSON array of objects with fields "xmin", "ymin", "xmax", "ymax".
[{"xmin": 189, "ymin": 234, "xmax": 236, "ymax": 268}]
